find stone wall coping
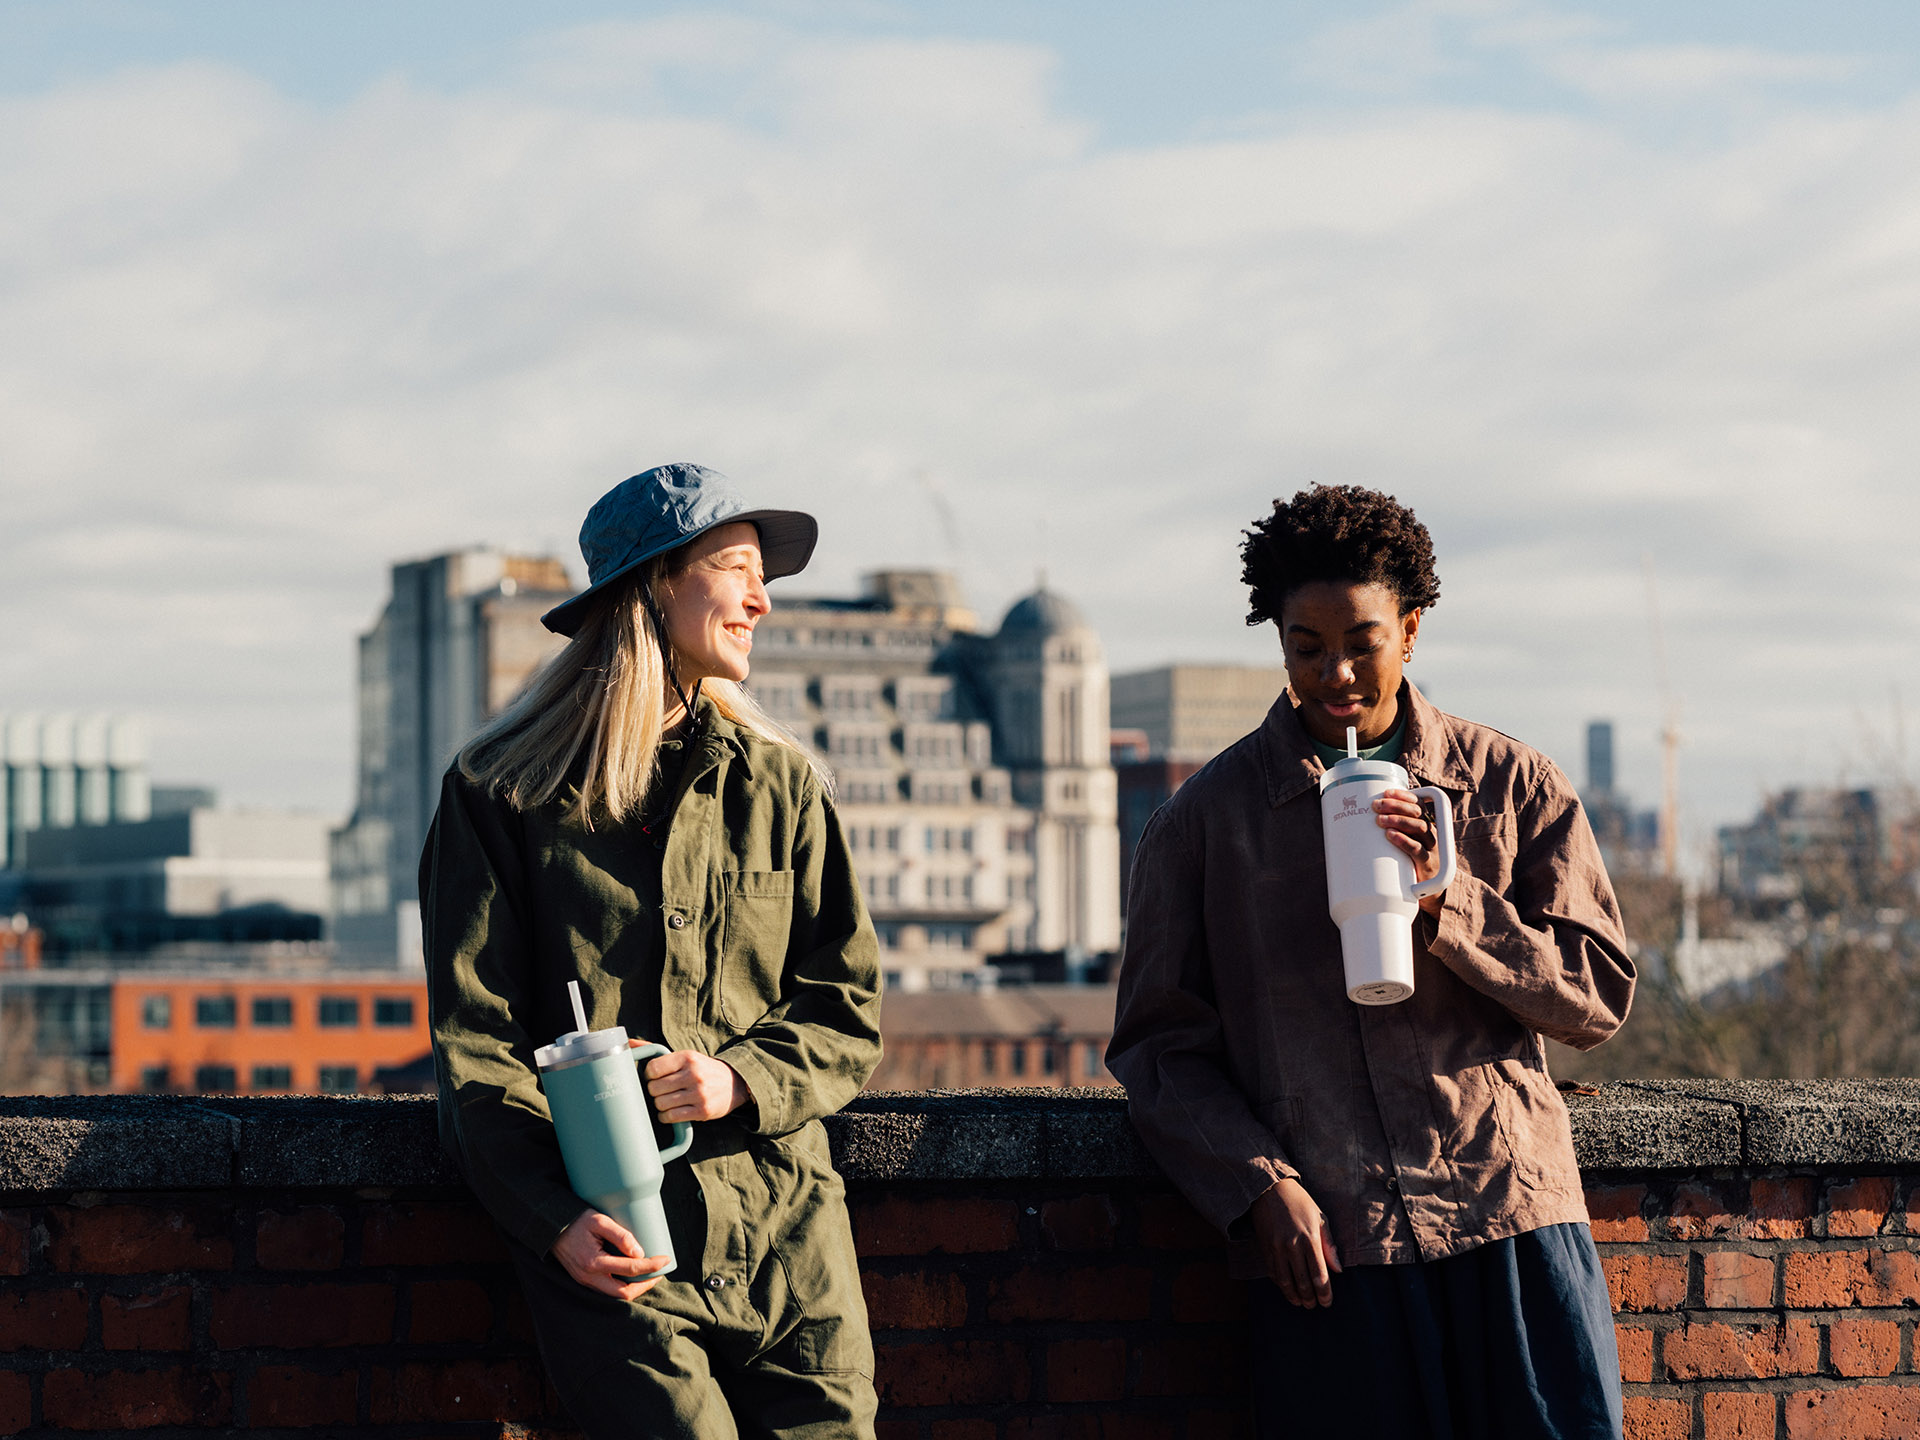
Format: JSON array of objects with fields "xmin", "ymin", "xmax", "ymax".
[{"xmin": 0, "ymin": 1079, "xmax": 1917, "ymax": 1195}]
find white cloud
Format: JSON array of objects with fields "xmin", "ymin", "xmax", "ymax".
[{"xmin": 2, "ymin": 14, "xmax": 1918, "ymax": 854}]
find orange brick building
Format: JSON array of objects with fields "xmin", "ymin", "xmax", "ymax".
[
  {"xmin": 110, "ymin": 974, "xmax": 430, "ymax": 1094},
  {"xmin": 867, "ymin": 985, "xmax": 1120, "ymax": 1090}
]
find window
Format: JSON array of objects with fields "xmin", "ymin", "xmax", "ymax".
[
  {"xmin": 252, "ymin": 996, "xmax": 292, "ymax": 1027},
  {"xmin": 1084, "ymin": 1042, "xmax": 1103, "ymax": 1079},
  {"xmin": 251, "ymin": 1065, "xmax": 292, "ymax": 1091},
  {"xmin": 140, "ymin": 1065, "xmax": 171, "ymax": 1092},
  {"xmin": 1042, "ymin": 1045, "xmax": 1057, "ymax": 1076},
  {"xmin": 1010, "ymin": 1043, "xmax": 1027, "ymax": 1077},
  {"xmin": 140, "ymin": 995, "xmax": 171, "ymax": 1029},
  {"xmin": 373, "ymin": 997, "xmax": 415, "ymax": 1028},
  {"xmin": 317, "ymin": 1066, "xmax": 359, "ymax": 1094},
  {"xmin": 194, "ymin": 1064, "xmax": 238, "ymax": 1093},
  {"xmin": 195, "ymin": 995, "xmax": 236, "ymax": 1028},
  {"xmin": 980, "ymin": 1042, "xmax": 995, "ymax": 1076},
  {"xmin": 318, "ymin": 997, "xmax": 359, "ymax": 1028}
]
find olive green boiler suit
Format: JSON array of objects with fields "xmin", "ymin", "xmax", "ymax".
[{"xmin": 420, "ymin": 703, "xmax": 883, "ymax": 1439}]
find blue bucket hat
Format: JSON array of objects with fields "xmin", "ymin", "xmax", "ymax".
[{"xmin": 541, "ymin": 463, "xmax": 818, "ymax": 637}]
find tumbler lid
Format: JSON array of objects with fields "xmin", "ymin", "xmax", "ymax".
[
  {"xmin": 535, "ymin": 1025, "xmax": 630, "ymax": 1071},
  {"xmin": 1319, "ymin": 756, "xmax": 1411, "ymax": 793}
]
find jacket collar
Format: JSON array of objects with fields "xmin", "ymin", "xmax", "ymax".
[
  {"xmin": 1259, "ymin": 680, "xmax": 1474, "ymax": 807},
  {"xmin": 679, "ymin": 691, "xmax": 753, "ymax": 785}
]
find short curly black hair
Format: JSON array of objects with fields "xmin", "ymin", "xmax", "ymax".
[{"xmin": 1240, "ymin": 484, "xmax": 1441, "ymax": 627}]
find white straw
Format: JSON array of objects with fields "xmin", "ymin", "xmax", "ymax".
[
  {"xmin": 1346, "ymin": 726, "xmax": 1358, "ymax": 759},
  {"xmin": 568, "ymin": 980, "xmax": 588, "ymax": 1034}
]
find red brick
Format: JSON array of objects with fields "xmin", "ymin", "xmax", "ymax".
[
  {"xmin": 255, "ymin": 1208, "xmax": 345, "ymax": 1271},
  {"xmin": 875, "ymin": 1340, "xmax": 1032, "ymax": 1406},
  {"xmin": 852, "ymin": 1196, "xmax": 1020, "ymax": 1257},
  {"xmin": 41, "ymin": 1366, "xmax": 231, "ymax": 1429},
  {"xmin": 360, "ymin": 1202, "xmax": 507, "ymax": 1267},
  {"xmin": 930, "ymin": 1422, "xmax": 998, "ymax": 1440},
  {"xmin": 1664, "ymin": 1317, "xmax": 1819, "ymax": 1379},
  {"xmin": 861, "ymin": 1270, "xmax": 967, "ymax": 1330},
  {"xmin": 369, "ymin": 1358, "xmax": 544, "ymax": 1423},
  {"xmin": 1783, "ymin": 1247, "xmax": 1920, "ymax": 1308},
  {"xmin": 1586, "ymin": 1184, "xmax": 1650, "ymax": 1242},
  {"xmin": 875, "ymin": 1424, "xmax": 918, "ymax": 1440},
  {"xmin": 1857, "ymin": 1247, "xmax": 1920, "ymax": 1306},
  {"xmin": 1603, "ymin": 1252, "xmax": 1688, "ymax": 1311},
  {"xmin": 0, "ymin": 1210, "xmax": 28, "ymax": 1276},
  {"xmin": 0, "ymin": 1372, "xmax": 28, "ymax": 1435},
  {"xmin": 1703, "ymin": 1390, "xmax": 1774, "ymax": 1440},
  {"xmin": 1702, "ymin": 1251, "xmax": 1775, "ymax": 1308},
  {"xmin": 45, "ymin": 1206, "xmax": 232, "ymax": 1274},
  {"xmin": 1006, "ymin": 1419, "xmax": 1176, "ymax": 1440},
  {"xmin": 407, "ymin": 1279, "xmax": 493, "ymax": 1344},
  {"xmin": 1138, "ymin": 1194, "xmax": 1219, "ymax": 1250},
  {"xmin": 1668, "ymin": 1182, "xmax": 1737, "ymax": 1239},
  {"xmin": 0, "ymin": 1286, "xmax": 87, "ymax": 1351},
  {"xmin": 929, "ymin": 1422, "xmax": 997, "ymax": 1440},
  {"xmin": 1828, "ymin": 1317, "xmax": 1900, "ymax": 1377},
  {"xmin": 209, "ymin": 1283, "xmax": 394, "ymax": 1349},
  {"xmin": 1133, "ymin": 1333, "xmax": 1244, "ymax": 1397},
  {"xmin": 986, "ymin": 1265, "xmax": 1153, "ymax": 1323},
  {"xmin": 1783, "ymin": 1250, "xmax": 1867, "ymax": 1308},
  {"xmin": 1046, "ymin": 1338, "xmax": 1126, "ymax": 1403},
  {"xmin": 249, "ymin": 1366, "xmax": 358, "ymax": 1427},
  {"xmin": 101, "ymin": 1287, "xmax": 191, "ymax": 1352},
  {"xmin": 1826, "ymin": 1177, "xmax": 1897, "ymax": 1238},
  {"xmin": 1615, "ymin": 1324, "xmax": 1654, "ymax": 1383},
  {"xmin": 1785, "ymin": 1385, "xmax": 1920, "ymax": 1439},
  {"xmin": 1171, "ymin": 1261, "xmax": 1241, "ymax": 1325},
  {"xmin": 1624, "ymin": 1394, "xmax": 1690, "ymax": 1440},
  {"xmin": 1042, "ymin": 1196, "xmax": 1118, "ymax": 1251},
  {"xmin": 1743, "ymin": 1177, "xmax": 1816, "ymax": 1239}
]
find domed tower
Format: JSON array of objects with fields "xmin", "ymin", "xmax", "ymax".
[{"xmin": 988, "ymin": 586, "xmax": 1121, "ymax": 955}]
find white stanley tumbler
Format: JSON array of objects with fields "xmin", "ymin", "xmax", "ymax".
[{"xmin": 1318, "ymin": 727, "xmax": 1456, "ymax": 1005}]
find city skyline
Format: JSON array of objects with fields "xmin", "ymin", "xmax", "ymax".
[{"xmin": 5, "ymin": 3, "xmax": 1920, "ymax": 855}]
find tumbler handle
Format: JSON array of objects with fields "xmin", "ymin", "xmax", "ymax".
[
  {"xmin": 628, "ymin": 1042, "xmax": 695, "ymax": 1162},
  {"xmin": 1407, "ymin": 787, "xmax": 1456, "ymax": 899}
]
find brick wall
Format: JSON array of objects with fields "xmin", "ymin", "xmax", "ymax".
[{"xmin": 1, "ymin": 1084, "xmax": 1917, "ymax": 1438}]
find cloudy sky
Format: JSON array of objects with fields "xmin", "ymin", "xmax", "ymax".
[{"xmin": 6, "ymin": 1, "xmax": 1920, "ymax": 865}]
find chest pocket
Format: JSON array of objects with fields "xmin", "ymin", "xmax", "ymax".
[
  {"xmin": 719, "ymin": 869, "xmax": 796, "ymax": 1029},
  {"xmin": 1455, "ymin": 812, "xmax": 1517, "ymax": 897}
]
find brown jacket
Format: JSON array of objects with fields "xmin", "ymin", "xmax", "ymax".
[{"xmin": 1108, "ymin": 683, "xmax": 1634, "ymax": 1273}]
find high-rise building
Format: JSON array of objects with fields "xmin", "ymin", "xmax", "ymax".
[
  {"xmin": 1586, "ymin": 721, "xmax": 1616, "ymax": 796},
  {"xmin": 1, "ymin": 714, "xmax": 151, "ymax": 870},
  {"xmin": 747, "ymin": 571, "xmax": 1122, "ymax": 991},
  {"xmin": 1107, "ymin": 664, "xmax": 1289, "ymax": 904},
  {"xmin": 330, "ymin": 550, "xmax": 576, "ymax": 965}
]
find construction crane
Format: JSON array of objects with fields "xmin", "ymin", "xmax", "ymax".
[{"xmin": 1642, "ymin": 554, "xmax": 1681, "ymax": 879}]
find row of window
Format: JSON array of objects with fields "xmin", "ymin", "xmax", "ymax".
[
  {"xmin": 140, "ymin": 994, "xmax": 416, "ymax": 1031},
  {"xmin": 973, "ymin": 1040, "xmax": 1105, "ymax": 1079},
  {"xmin": 140, "ymin": 1064, "xmax": 363, "ymax": 1094}
]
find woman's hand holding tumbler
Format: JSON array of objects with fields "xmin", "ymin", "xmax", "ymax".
[{"xmin": 552, "ymin": 1210, "xmax": 673, "ymax": 1300}]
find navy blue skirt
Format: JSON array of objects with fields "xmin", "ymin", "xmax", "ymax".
[{"xmin": 1249, "ymin": 1223, "xmax": 1622, "ymax": 1440}]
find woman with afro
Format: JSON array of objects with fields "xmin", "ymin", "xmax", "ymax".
[{"xmin": 1110, "ymin": 485, "xmax": 1635, "ymax": 1439}]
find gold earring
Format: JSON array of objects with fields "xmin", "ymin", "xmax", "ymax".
[{"xmin": 1403, "ymin": 650, "xmax": 1413, "ymax": 662}]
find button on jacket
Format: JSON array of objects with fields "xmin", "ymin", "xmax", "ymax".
[
  {"xmin": 420, "ymin": 701, "xmax": 882, "ymax": 1335},
  {"xmin": 1108, "ymin": 683, "xmax": 1635, "ymax": 1274}
]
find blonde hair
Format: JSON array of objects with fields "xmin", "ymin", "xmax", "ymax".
[{"xmin": 457, "ymin": 554, "xmax": 824, "ymax": 824}]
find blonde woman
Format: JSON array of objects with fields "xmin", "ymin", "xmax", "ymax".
[{"xmin": 421, "ymin": 464, "xmax": 882, "ymax": 1439}]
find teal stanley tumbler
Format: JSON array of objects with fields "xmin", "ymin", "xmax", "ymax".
[{"xmin": 535, "ymin": 985, "xmax": 694, "ymax": 1273}]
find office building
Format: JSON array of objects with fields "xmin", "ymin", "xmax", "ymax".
[
  {"xmin": 1, "ymin": 713, "xmax": 151, "ymax": 870},
  {"xmin": 13, "ymin": 806, "xmax": 333, "ymax": 958},
  {"xmin": 330, "ymin": 549, "xmax": 576, "ymax": 965},
  {"xmin": 1108, "ymin": 664, "xmax": 1288, "ymax": 903},
  {"xmin": 748, "ymin": 571, "xmax": 1122, "ymax": 991}
]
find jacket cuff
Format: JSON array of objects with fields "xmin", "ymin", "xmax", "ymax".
[
  {"xmin": 1222, "ymin": 1158, "xmax": 1301, "ymax": 1242},
  {"xmin": 716, "ymin": 1043, "xmax": 785, "ymax": 1136}
]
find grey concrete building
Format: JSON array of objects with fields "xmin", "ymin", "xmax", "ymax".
[
  {"xmin": 1108, "ymin": 663, "xmax": 1289, "ymax": 763},
  {"xmin": 329, "ymin": 550, "xmax": 576, "ymax": 966},
  {"xmin": 1, "ymin": 713, "xmax": 152, "ymax": 870},
  {"xmin": 748, "ymin": 571, "xmax": 1121, "ymax": 991}
]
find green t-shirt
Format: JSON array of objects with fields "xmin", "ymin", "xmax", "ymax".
[{"xmin": 1310, "ymin": 714, "xmax": 1406, "ymax": 768}]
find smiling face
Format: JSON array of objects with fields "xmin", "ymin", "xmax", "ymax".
[
  {"xmin": 657, "ymin": 521, "xmax": 769, "ymax": 687},
  {"xmin": 1278, "ymin": 579, "xmax": 1421, "ymax": 749}
]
